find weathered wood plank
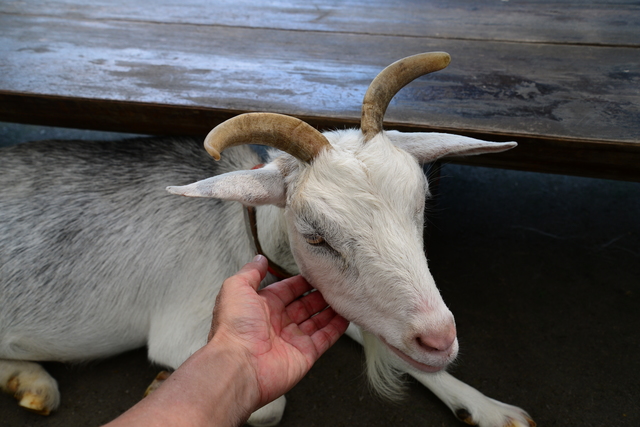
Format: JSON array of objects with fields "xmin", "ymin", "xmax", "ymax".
[
  {"xmin": 2, "ymin": 92, "xmax": 638, "ymax": 181},
  {"xmin": 1, "ymin": 0, "xmax": 638, "ymax": 46},
  {"xmin": 1, "ymin": 14, "xmax": 637, "ymax": 143},
  {"xmin": 0, "ymin": 1, "xmax": 638, "ymax": 180}
]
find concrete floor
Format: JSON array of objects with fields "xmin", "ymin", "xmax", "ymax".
[{"xmin": 1, "ymin": 122, "xmax": 639, "ymax": 427}]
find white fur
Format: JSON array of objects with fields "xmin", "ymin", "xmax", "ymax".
[
  {"xmin": 168, "ymin": 129, "xmax": 528, "ymax": 426},
  {"xmin": 0, "ymin": 129, "xmax": 529, "ymax": 426}
]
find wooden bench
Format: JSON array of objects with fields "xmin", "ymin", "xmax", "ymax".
[{"xmin": 1, "ymin": 0, "xmax": 638, "ymax": 181}]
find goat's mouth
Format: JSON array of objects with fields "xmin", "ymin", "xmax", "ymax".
[{"xmin": 383, "ymin": 341, "xmax": 448, "ymax": 373}]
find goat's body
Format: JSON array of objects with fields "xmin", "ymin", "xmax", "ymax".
[
  {"xmin": 0, "ymin": 138, "xmax": 259, "ymax": 366},
  {"xmin": 0, "ymin": 132, "xmax": 527, "ymax": 426}
]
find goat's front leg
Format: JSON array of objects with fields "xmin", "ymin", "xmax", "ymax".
[
  {"xmin": 406, "ymin": 368, "xmax": 535, "ymax": 427},
  {"xmin": 246, "ymin": 395, "xmax": 287, "ymax": 427},
  {"xmin": 0, "ymin": 360, "xmax": 60, "ymax": 415},
  {"xmin": 346, "ymin": 325, "xmax": 535, "ymax": 427}
]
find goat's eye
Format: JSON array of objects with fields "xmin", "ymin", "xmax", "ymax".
[{"xmin": 304, "ymin": 234, "xmax": 325, "ymax": 246}]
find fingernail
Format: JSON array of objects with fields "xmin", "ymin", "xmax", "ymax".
[{"xmin": 253, "ymin": 254, "xmax": 264, "ymax": 262}]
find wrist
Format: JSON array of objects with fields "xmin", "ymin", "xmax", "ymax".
[
  {"xmin": 109, "ymin": 336, "xmax": 261, "ymax": 427},
  {"xmin": 185, "ymin": 336, "xmax": 261, "ymax": 425}
]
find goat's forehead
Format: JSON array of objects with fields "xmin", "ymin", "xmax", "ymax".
[
  {"xmin": 317, "ymin": 135, "xmax": 427, "ymax": 197},
  {"xmin": 289, "ymin": 137, "xmax": 427, "ymax": 224}
]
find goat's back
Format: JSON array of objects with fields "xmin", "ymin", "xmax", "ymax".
[{"xmin": 0, "ymin": 137, "xmax": 259, "ymax": 362}]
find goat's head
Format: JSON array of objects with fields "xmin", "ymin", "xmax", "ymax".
[{"xmin": 167, "ymin": 52, "xmax": 516, "ymax": 376}]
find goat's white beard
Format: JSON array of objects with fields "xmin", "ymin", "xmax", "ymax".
[{"xmin": 362, "ymin": 330, "xmax": 407, "ymax": 400}]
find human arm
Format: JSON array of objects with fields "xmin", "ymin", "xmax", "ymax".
[{"xmin": 105, "ymin": 255, "xmax": 349, "ymax": 427}]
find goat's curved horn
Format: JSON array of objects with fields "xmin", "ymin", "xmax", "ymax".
[
  {"xmin": 361, "ymin": 52, "xmax": 451, "ymax": 141},
  {"xmin": 204, "ymin": 113, "xmax": 332, "ymax": 163}
]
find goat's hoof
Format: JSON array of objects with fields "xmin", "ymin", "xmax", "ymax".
[
  {"xmin": 501, "ymin": 418, "xmax": 536, "ymax": 427},
  {"xmin": 144, "ymin": 370, "xmax": 172, "ymax": 397},
  {"xmin": 17, "ymin": 391, "xmax": 52, "ymax": 415},
  {"xmin": 454, "ymin": 400, "xmax": 535, "ymax": 427},
  {"xmin": 1, "ymin": 362, "xmax": 60, "ymax": 416},
  {"xmin": 456, "ymin": 408, "xmax": 477, "ymax": 425},
  {"xmin": 9, "ymin": 377, "xmax": 51, "ymax": 414},
  {"xmin": 9, "ymin": 380, "xmax": 57, "ymax": 415},
  {"xmin": 506, "ymin": 416, "xmax": 536, "ymax": 427}
]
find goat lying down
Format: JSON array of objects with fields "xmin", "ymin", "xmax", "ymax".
[{"xmin": 0, "ymin": 52, "xmax": 535, "ymax": 426}]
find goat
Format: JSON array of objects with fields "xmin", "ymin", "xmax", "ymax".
[{"xmin": 0, "ymin": 52, "xmax": 534, "ymax": 427}]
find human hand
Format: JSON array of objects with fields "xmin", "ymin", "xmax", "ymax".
[
  {"xmin": 104, "ymin": 255, "xmax": 347, "ymax": 427},
  {"xmin": 208, "ymin": 255, "xmax": 349, "ymax": 408}
]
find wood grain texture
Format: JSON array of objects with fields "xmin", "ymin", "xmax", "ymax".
[
  {"xmin": 0, "ymin": 0, "xmax": 638, "ymax": 180},
  {"xmin": 1, "ymin": 0, "xmax": 638, "ymax": 46}
]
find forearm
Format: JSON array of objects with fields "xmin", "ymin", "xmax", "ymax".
[{"xmin": 105, "ymin": 340, "xmax": 259, "ymax": 427}]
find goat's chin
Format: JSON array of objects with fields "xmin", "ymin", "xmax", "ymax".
[{"xmin": 384, "ymin": 342, "xmax": 448, "ymax": 373}]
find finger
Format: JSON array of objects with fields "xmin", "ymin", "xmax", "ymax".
[
  {"xmin": 261, "ymin": 274, "xmax": 313, "ymax": 306},
  {"xmin": 285, "ymin": 290, "xmax": 329, "ymax": 325},
  {"xmin": 280, "ymin": 310, "xmax": 348, "ymax": 361},
  {"xmin": 229, "ymin": 254, "xmax": 269, "ymax": 291},
  {"xmin": 298, "ymin": 306, "xmax": 339, "ymax": 336},
  {"xmin": 208, "ymin": 255, "xmax": 268, "ymax": 342},
  {"xmin": 309, "ymin": 313, "xmax": 350, "ymax": 356}
]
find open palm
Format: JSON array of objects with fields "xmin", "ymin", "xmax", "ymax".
[{"xmin": 208, "ymin": 256, "xmax": 349, "ymax": 407}]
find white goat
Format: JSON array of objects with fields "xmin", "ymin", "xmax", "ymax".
[{"xmin": 0, "ymin": 52, "xmax": 534, "ymax": 426}]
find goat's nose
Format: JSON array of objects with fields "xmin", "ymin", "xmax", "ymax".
[{"xmin": 416, "ymin": 324, "xmax": 457, "ymax": 353}]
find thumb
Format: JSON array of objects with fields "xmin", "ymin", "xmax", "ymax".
[
  {"xmin": 234, "ymin": 255, "xmax": 269, "ymax": 291},
  {"xmin": 208, "ymin": 255, "xmax": 269, "ymax": 342}
]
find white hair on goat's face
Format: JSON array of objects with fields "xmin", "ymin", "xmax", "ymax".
[
  {"xmin": 165, "ymin": 115, "xmax": 519, "ymax": 380},
  {"xmin": 165, "ymin": 114, "xmax": 517, "ymax": 402},
  {"xmin": 284, "ymin": 130, "xmax": 458, "ymax": 374}
]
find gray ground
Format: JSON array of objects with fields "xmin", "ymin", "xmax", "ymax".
[{"xmin": 1, "ymin": 122, "xmax": 638, "ymax": 427}]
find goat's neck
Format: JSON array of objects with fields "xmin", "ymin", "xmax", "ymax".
[{"xmin": 255, "ymin": 204, "xmax": 299, "ymax": 276}]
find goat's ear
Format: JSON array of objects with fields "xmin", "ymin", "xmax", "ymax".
[
  {"xmin": 166, "ymin": 166, "xmax": 286, "ymax": 207},
  {"xmin": 387, "ymin": 130, "xmax": 517, "ymax": 164}
]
